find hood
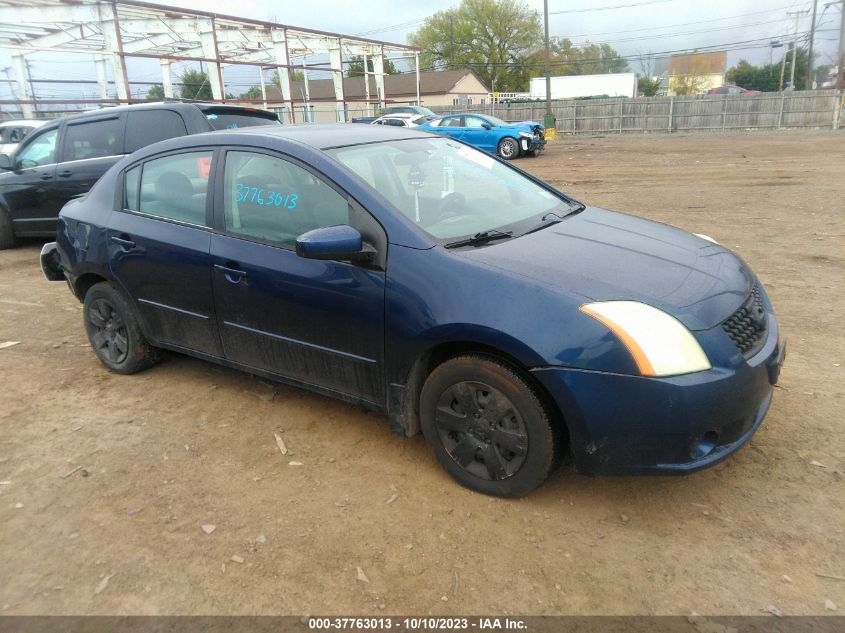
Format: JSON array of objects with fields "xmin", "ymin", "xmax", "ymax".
[
  {"xmin": 462, "ymin": 206, "xmax": 753, "ymax": 330},
  {"xmin": 502, "ymin": 120, "xmax": 543, "ymax": 132}
]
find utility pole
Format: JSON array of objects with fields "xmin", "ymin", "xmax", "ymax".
[
  {"xmin": 786, "ymin": 9, "xmax": 809, "ymax": 90},
  {"xmin": 543, "ymin": 0, "xmax": 552, "ymax": 121},
  {"xmin": 779, "ymin": 43, "xmax": 788, "ymax": 91},
  {"xmin": 807, "ymin": 0, "xmax": 819, "ymax": 89},
  {"xmin": 838, "ymin": 0, "xmax": 845, "ymax": 89}
]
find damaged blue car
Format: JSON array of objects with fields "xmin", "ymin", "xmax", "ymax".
[{"xmin": 417, "ymin": 113, "xmax": 545, "ymax": 159}]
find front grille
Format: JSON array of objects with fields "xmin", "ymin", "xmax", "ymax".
[{"xmin": 722, "ymin": 283, "xmax": 767, "ymax": 356}]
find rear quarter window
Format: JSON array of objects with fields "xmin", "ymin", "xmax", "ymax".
[{"xmin": 125, "ymin": 110, "xmax": 187, "ymax": 153}]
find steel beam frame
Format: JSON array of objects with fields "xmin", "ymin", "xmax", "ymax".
[{"xmin": 0, "ymin": 0, "xmax": 417, "ymax": 115}]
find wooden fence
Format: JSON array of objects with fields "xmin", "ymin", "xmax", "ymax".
[{"xmin": 427, "ymin": 90, "xmax": 845, "ymax": 134}]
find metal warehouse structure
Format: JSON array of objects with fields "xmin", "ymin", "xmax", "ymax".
[{"xmin": 0, "ymin": 0, "xmax": 420, "ymax": 122}]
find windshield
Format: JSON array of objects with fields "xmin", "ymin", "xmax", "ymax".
[
  {"xmin": 329, "ymin": 138, "xmax": 573, "ymax": 241},
  {"xmin": 485, "ymin": 116, "xmax": 508, "ymax": 126}
]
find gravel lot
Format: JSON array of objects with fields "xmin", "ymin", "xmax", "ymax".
[{"xmin": 0, "ymin": 131, "xmax": 843, "ymax": 616}]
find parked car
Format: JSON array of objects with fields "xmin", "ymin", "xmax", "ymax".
[
  {"xmin": 0, "ymin": 119, "xmax": 45, "ymax": 155},
  {"xmin": 418, "ymin": 113, "xmax": 545, "ymax": 159},
  {"xmin": 705, "ymin": 85, "xmax": 760, "ymax": 95},
  {"xmin": 371, "ymin": 113, "xmax": 427, "ymax": 127},
  {"xmin": 0, "ymin": 102, "xmax": 279, "ymax": 249},
  {"xmin": 351, "ymin": 105, "xmax": 438, "ymax": 124},
  {"xmin": 41, "ymin": 124, "xmax": 784, "ymax": 497}
]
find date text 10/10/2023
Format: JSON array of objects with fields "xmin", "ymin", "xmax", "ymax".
[{"xmin": 236, "ymin": 183, "xmax": 299, "ymax": 209}]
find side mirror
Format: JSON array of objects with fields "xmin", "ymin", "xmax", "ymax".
[
  {"xmin": 481, "ymin": 122, "xmax": 493, "ymax": 130},
  {"xmin": 0, "ymin": 154, "xmax": 11, "ymax": 170},
  {"xmin": 295, "ymin": 225, "xmax": 375, "ymax": 263}
]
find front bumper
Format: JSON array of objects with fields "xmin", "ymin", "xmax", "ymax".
[
  {"xmin": 520, "ymin": 136, "xmax": 546, "ymax": 153},
  {"xmin": 532, "ymin": 311, "xmax": 785, "ymax": 476}
]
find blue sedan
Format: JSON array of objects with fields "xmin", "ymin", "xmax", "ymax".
[
  {"xmin": 418, "ymin": 113, "xmax": 545, "ymax": 159},
  {"xmin": 41, "ymin": 124, "xmax": 784, "ymax": 497}
]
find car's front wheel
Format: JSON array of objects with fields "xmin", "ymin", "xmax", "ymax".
[
  {"xmin": 419, "ymin": 355, "xmax": 562, "ymax": 497},
  {"xmin": 497, "ymin": 137, "xmax": 519, "ymax": 160},
  {"xmin": 83, "ymin": 282, "xmax": 161, "ymax": 374}
]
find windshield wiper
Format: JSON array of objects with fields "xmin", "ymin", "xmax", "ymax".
[
  {"xmin": 444, "ymin": 229, "xmax": 514, "ymax": 249},
  {"xmin": 521, "ymin": 203, "xmax": 587, "ymax": 237}
]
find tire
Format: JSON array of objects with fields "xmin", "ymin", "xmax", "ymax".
[
  {"xmin": 419, "ymin": 355, "xmax": 562, "ymax": 497},
  {"xmin": 0, "ymin": 206, "xmax": 15, "ymax": 250},
  {"xmin": 497, "ymin": 137, "xmax": 519, "ymax": 160},
  {"xmin": 83, "ymin": 282, "xmax": 161, "ymax": 374}
]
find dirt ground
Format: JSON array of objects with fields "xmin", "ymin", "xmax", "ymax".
[{"xmin": 0, "ymin": 132, "xmax": 843, "ymax": 616}]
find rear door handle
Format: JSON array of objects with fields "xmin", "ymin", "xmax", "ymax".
[
  {"xmin": 57, "ymin": 170, "xmax": 73, "ymax": 178},
  {"xmin": 110, "ymin": 236, "xmax": 135, "ymax": 248},
  {"xmin": 214, "ymin": 263, "xmax": 247, "ymax": 284}
]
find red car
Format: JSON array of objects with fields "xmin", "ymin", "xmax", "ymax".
[{"xmin": 706, "ymin": 85, "xmax": 760, "ymax": 95}]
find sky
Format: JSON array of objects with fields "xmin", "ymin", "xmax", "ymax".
[{"xmin": 0, "ymin": 0, "xmax": 841, "ymax": 102}]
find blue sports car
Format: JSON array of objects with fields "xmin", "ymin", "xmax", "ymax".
[
  {"xmin": 41, "ymin": 124, "xmax": 784, "ymax": 497},
  {"xmin": 418, "ymin": 113, "xmax": 545, "ymax": 159}
]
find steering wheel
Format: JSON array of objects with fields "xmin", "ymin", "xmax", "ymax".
[{"xmin": 428, "ymin": 192, "xmax": 467, "ymax": 225}]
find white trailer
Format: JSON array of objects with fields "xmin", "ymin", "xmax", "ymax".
[{"xmin": 530, "ymin": 73, "xmax": 637, "ymax": 99}]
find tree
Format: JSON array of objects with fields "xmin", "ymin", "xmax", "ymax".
[
  {"xmin": 270, "ymin": 70, "xmax": 305, "ymax": 86},
  {"xmin": 346, "ymin": 56, "xmax": 398, "ymax": 77},
  {"xmin": 669, "ymin": 56, "xmax": 713, "ymax": 95},
  {"xmin": 146, "ymin": 83, "xmax": 165, "ymax": 100},
  {"xmin": 409, "ymin": 0, "xmax": 542, "ymax": 93},
  {"xmin": 179, "ymin": 69, "xmax": 213, "ymax": 100},
  {"xmin": 239, "ymin": 86, "xmax": 263, "ymax": 100},
  {"xmin": 726, "ymin": 47, "xmax": 812, "ymax": 92},
  {"xmin": 524, "ymin": 38, "xmax": 629, "ymax": 80},
  {"xmin": 637, "ymin": 76, "xmax": 661, "ymax": 96}
]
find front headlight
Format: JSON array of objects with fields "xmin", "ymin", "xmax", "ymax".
[
  {"xmin": 518, "ymin": 131, "xmax": 532, "ymax": 139},
  {"xmin": 580, "ymin": 301, "xmax": 711, "ymax": 377}
]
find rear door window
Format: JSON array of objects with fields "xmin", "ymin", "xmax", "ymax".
[
  {"xmin": 201, "ymin": 108, "xmax": 280, "ymax": 130},
  {"xmin": 125, "ymin": 110, "xmax": 188, "ymax": 153},
  {"xmin": 136, "ymin": 151, "xmax": 213, "ymax": 226},
  {"xmin": 63, "ymin": 117, "xmax": 124, "ymax": 161}
]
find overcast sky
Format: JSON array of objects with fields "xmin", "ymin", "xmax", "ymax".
[{"xmin": 1, "ymin": 0, "xmax": 840, "ymax": 101}]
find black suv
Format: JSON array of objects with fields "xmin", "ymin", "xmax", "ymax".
[{"xmin": 0, "ymin": 102, "xmax": 280, "ymax": 248}]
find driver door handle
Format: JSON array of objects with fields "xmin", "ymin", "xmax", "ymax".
[
  {"xmin": 214, "ymin": 263, "xmax": 247, "ymax": 284},
  {"xmin": 57, "ymin": 170, "xmax": 73, "ymax": 178},
  {"xmin": 39, "ymin": 173, "xmax": 53, "ymax": 181},
  {"xmin": 110, "ymin": 236, "xmax": 135, "ymax": 248}
]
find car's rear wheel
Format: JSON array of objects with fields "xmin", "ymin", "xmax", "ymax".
[
  {"xmin": 419, "ymin": 355, "xmax": 561, "ymax": 497},
  {"xmin": 83, "ymin": 282, "xmax": 161, "ymax": 374},
  {"xmin": 0, "ymin": 206, "xmax": 15, "ymax": 250},
  {"xmin": 497, "ymin": 137, "xmax": 519, "ymax": 160}
]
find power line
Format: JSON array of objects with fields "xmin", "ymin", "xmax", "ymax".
[
  {"xmin": 557, "ymin": 5, "xmax": 801, "ymax": 39},
  {"xmin": 560, "ymin": 19, "xmax": 793, "ymax": 47},
  {"xmin": 550, "ymin": 0, "xmax": 675, "ymax": 15}
]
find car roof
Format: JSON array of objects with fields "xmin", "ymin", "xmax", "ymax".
[
  {"xmin": 0, "ymin": 119, "xmax": 45, "ymax": 127},
  {"xmin": 58, "ymin": 101, "xmax": 275, "ymax": 124},
  {"xmin": 188, "ymin": 123, "xmax": 432, "ymax": 150},
  {"xmin": 377, "ymin": 113, "xmax": 419, "ymax": 119}
]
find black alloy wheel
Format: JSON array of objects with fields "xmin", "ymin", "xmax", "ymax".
[
  {"xmin": 87, "ymin": 297, "xmax": 129, "ymax": 364},
  {"xmin": 420, "ymin": 355, "xmax": 562, "ymax": 497},
  {"xmin": 82, "ymin": 282, "xmax": 161, "ymax": 374},
  {"xmin": 434, "ymin": 381, "xmax": 528, "ymax": 481}
]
